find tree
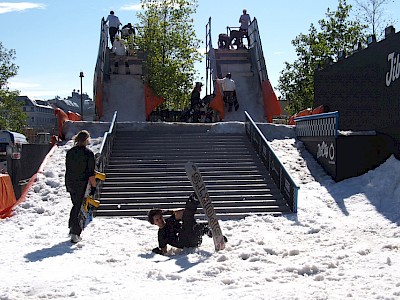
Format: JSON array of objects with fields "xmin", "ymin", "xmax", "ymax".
[
  {"xmin": 0, "ymin": 42, "xmax": 27, "ymax": 131},
  {"xmin": 136, "ymin": 0, "xmax": 202, "ymax": 110},
  {"xmin": 0, "ymin": 42, "xmax": 18, "ymax": 89},
  {"xmin": 277, "ymin": 0, "xmax": 366, "ymax": 115},
  {"xmin": 354, "ymin": 0, "xmax": 395, "ymax": 40}
]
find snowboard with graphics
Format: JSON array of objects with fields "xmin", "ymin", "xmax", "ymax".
[
  {"xmin": 78, "ymin": 171, "xmax": 105, "ymax": 231},
  {"xmin": 185, "ymin": 161, "xmax": 226, "ymax": 251}
]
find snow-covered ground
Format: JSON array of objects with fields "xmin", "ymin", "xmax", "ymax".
[{"xmin": 1, "ymin": 121, "xmax": 399, "ymax": 300}]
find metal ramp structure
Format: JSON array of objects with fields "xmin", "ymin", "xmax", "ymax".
[{"xmin": 92, "ymin": 18, "xmax": 297, "ymax": 221}]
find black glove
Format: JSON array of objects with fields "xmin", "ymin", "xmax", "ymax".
[
  {"xmin": 89, "ymin": 186, "xmax": 96, "ymax": 196},
  {"xmin": 152, "ymin": 247, "xmax": 163, "ymax": 255}
]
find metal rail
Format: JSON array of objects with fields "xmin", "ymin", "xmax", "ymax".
[{"xmin": 245, "ymin": 111, "xmax": 299, "ymax": 213}]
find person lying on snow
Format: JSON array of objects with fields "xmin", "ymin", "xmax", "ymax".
[{"xmin": 148, "ymin": 193, "xmax": 227, "ymax": 255}]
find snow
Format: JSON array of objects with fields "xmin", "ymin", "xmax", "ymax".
[{"xmin": 1, "ymin": 121, "xmax": 400, "ymax": 300}]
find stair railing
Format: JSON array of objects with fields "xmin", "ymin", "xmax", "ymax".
[
  {"xmin": 205, "ymin": 17, "xmax": 216, "ymax": 96},
  {"xmin": 248, "ymin": 17, "xmax": 268, "ymax": 86},
  {"xmin": 245, "ymin": 111, "xmax": 299, "ymax": 213},
  {"xmin": 93, "ymin": 17, "xmax": 110, "ymax": 119},
  {"xmin": 96, "ymin": 111, "xmax": 117, "ymax": 193}
]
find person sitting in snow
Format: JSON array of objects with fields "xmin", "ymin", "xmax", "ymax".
[{"xmin": 148, "ymin": 193, "xmax": 226, "ymax": 255}]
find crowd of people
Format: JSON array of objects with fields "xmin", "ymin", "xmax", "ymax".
[
  {"xmin": 103, "ymin": 11, "xmax": 136, "ymax": 56},
  {"xmin": 218, "ymin": 9, "xmax": 251, "ymax": 50}
]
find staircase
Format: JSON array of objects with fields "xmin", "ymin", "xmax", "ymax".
[
  {"xmin": 96, "ymin": 123, "xmax": 291, "ymax": 220},
  {"xmin": 213, "ymin": 48, "xmax": 253, "ymax": 78}
]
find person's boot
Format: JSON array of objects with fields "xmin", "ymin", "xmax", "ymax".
[{"xmin": 71, "ymin": 234, "xmax": 82, "ymax": 243}]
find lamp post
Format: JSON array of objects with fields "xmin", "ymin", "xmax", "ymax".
[{"xmin": 79, "ymin": 72, "xmax": 84, "ymax": 120}]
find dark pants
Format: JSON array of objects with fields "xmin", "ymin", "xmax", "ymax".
[
  {"xmin": 224, "ymin": 91, "xmax": 239, "ymax": 111},
  {"xmin": 109, "ymin": 27, "xmax": 118, "ymax": 45},
  {"xmin": 178, "ymin": 199, "xmax": 206, "ymax": 247},
  {"xmin": 68, "ymin": 183, "xmax": 87, "ymax": 235}
]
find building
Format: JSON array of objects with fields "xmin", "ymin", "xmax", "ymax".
[
  {"xmin": 16, "ymin": 96, "xmax": 57, "ymax": 133},
  {"xmin": 48, "ymin": 90, "xmax": 95, "ymax": 120}
]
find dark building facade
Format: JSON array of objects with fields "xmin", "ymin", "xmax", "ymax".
[{"xmin": 314, "ymin": 29, "xmax": 400, "ymax": 156}]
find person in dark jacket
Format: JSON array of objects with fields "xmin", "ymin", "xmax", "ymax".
[
  {"xmin": 190, "ymin": 82, "xmax": 203, "ymax": 122},
  {"xmin": 148, "ymin": 193, "xmax": 212, "ymax": 255},
  {"xmin": 65, "ymin": 130, "xmax": 96, "ymax": 243}
]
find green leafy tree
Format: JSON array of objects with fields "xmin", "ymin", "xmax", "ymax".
[
  {"xmin": 136, "ymin": 0, "xmax": 202, "ymax": 110},
  {"xmin": 278, "ymin": 0, "xmax": 366, "ymax": 115},
  {"xmin": 0, "ymin": 42, "xmax": 27, "ymax": 131},
  {"xmin": 354, "ymin": 0, "xmax": 395, "ymax": 40}
]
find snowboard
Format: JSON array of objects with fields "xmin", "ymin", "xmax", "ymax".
[
  {"xmin": 78, "ymin": 171, "xmax": 105, "ymax": 231},
  {"xmin": 185, "ymin": 161, "xmax": 226, "ymax": 251}
]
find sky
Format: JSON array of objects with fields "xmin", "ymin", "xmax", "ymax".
[
  {"xmin": 1, "ymin": 0, "xmax": 399, "ymax": 101},
  {"xmin": 1, "ymin": 118, "xmax": 400, "ymax": 299}
]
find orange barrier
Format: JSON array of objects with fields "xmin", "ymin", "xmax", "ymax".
[
  {"xmin": 67, "ymin": 111, "xmax": 82, "ymax": 121},
  {"xmin": 54, "ymin": 108, "xmax": 69, "ymax": 140},
  {"xmin": 288, "ymin": 105, "xmax": 327, "ymax": 125},
  {"xmin": 312, "ymin": 105, "xmax": 325, "ymax": 115},
  {"xmin": 261, "ymin": 80, "xmax": 282, "ymax": 123},
  {"xmin": 144, "ymin": 84, "xmax": 165, "ymax": 120},
  {"xmin": 0, "ymin": 145, "xmax": 58, "ymax": 219},
  {"xmin": 288, "ymin": 108, "xmax": 312, "ymax": 125},
  {"xmin": 0, "ymin": 174, "xmax": 17, "ymax": 218},
  {"xmin": 209, "ymin": 82, "xmax": 225, "ymax": 120}
]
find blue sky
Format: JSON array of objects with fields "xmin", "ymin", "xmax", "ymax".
[{"xmin": 1, "ymin": 0, "xmax": 399, "ymax": 100}]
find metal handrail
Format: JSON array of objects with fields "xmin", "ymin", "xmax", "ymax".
[
  {"xmin": 95, "ymin": 111, "xmax": 117, "ymax": 193},
  {"xmin": 205, "ymin": 17, "xmax": 215, "ymax": 96},
  {"xmin": 245, "ymin": 111, "xmax": 299, "ymax": 213}
]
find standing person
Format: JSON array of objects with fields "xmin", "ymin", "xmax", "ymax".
[
  {"xmin": 104, "ymin": 10, "xmax": 122, "ymax": 46},
  {"xmin": 65, "ymin": 130, "xmax": 96, "ymax": 243},
  {"xmin": 216, "ymin": 73, "xmax": 239, "ymax": 112},
  {"xmin": 239, "ymin": 9, "xmax": 251, "ymax": 47},
  {"xmin": 190, "ymin": 82, "xmax": 203, "ymax": 122},
  {"xmin": 148, "ymin": 193, "xmax": 221, "ymax": 255}
]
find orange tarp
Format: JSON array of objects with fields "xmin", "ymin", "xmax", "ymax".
[
  {"xmin": 312, "ymin": 105, "xmax": 325, "ymax": 115},
  {"xmin": 144, "ymin": 84, "xmax": 164, "ymax": 120},
  {"xmin": 209, "ymin": 81, "xmax": 225, "ymax": 120},
  {"xmin": 0, "ymin": 174, "xmax": 16, "ymax": 217},
  {"xmin": 261, "ymin": 80, "xmax": 282, "ymax": 123},
  {"xmin": 288, "ymin": 108, "xmax": 312, "ymax": 125},
  {"xmin": 54, "ymin": 108, "xmax": 69, "ymax": 140},
  {"xmin": 67, "ymin": 111, "xmax": 82, "ymax": 121}
]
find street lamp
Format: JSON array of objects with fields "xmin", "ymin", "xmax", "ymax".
[{"xmin": 79, "ymin": 72, "xmax": 84, "ymax": 120}]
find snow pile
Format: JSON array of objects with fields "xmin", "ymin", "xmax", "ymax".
[{"xmin": 0, "ymin": 122, "xmax": 399, "ymax": 300}]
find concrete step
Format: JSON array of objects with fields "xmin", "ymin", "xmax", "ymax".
[{"xmin": 96, "ymin": 124, "xmax": 289, "ymax": 220}]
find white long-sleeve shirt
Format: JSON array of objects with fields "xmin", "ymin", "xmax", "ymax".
[
  {"xmin": 216, "ymin": 77, "xmax": 236, "ymax": 92},
  {"xmin": 105, "ymin": 14, "xmax": 122, "ymax": 28}
]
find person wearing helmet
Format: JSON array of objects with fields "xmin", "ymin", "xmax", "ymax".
[{"xmin": 148, "ymin": 193, "xmax": 214, "ymax": 255}]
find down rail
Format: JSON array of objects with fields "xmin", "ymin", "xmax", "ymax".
[
  {"xmin": 95, "ymin": 111, "xmax": 117, "ymax": 194},
  {"xmin": 245, "ymin": 111, "xmax": 299, "ymax": 213}
]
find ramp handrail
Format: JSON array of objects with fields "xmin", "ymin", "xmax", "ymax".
[
  {"xmin": 93, "ymin": 17, "xmax": 109, "ymax": 119},
  {"xmin": 248, "ymin": 17, "xmax": 268, "ymax": 85},
  {"xmin": 245, "ymin": 111, "xmax": 299, "ymax": 213},
  {"xmin": 205, "ymin": 17, "xmax": 215, "ymax": 96},
  {"xmin": 96, "ymin": 111, "xmax": 117, "ymax": 192}
]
